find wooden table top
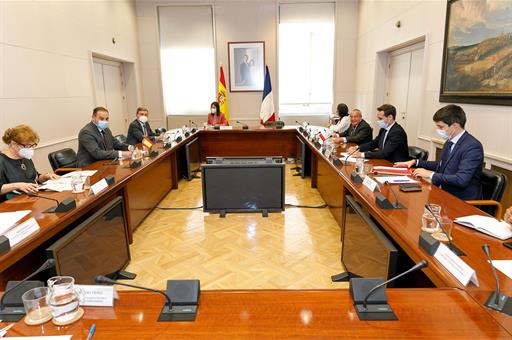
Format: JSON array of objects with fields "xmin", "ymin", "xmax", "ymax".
[{"xmin": 2, "ymin": 289, "xmax": 510, "ymax": 339}]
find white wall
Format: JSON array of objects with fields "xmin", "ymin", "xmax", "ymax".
[
  {"xmin": 135, "ymin": 0, "xmax": 358, "ymax": 129},
  {"xmin": 0, "ymin": 0, "xmax": 142, "ymax": 173},
  {"xmin": 355, "ymin": 0, "xmax": 512, "ymax": 170}
]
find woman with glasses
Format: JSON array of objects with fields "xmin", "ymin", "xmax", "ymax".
[{"xmin": 0, "ymin": 125, "xmax": 59, "ymax": 201}]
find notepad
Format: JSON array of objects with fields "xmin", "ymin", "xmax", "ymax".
[{"xmin": 454, "ymin": 215, "xmax": 512, "ymax": 240}]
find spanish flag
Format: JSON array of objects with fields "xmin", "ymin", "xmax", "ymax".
[
  {"xmin": 217, "ymin": 66, "xmax": 229, "ymax": 123},
  {"xmin": 142, "ymin": 136, "xmax": 154, "ymax": 150}
]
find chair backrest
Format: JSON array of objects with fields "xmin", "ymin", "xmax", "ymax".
[
  {"xmin": 48, "ymin": 148, "xmax": 78, "ymax": 171},
  {"xmin": 115, "ymin": 134, "xmax": 127, "ymax": 144},
  {"xmin": 478, "ymin": 168, "xmax": 508, "ymax": 216},
  {"xmin": 155, "ymin": 127, "xmax": 167, "ymax": 135},
  {"xmin": 408, "ymin": 146, "xmax": 429, "ymax": 161}
]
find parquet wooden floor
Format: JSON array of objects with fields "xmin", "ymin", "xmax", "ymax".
[{"xmin": 122, "ymin": 164, "xmax": 348, "ymax": 290}]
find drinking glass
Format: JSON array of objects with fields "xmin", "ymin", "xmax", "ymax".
[
  {"xmin": 421, "ymin": 212, "xmax": 439, "ymax": 233},
  {"xmin": 47, "ymin": 276, "xmax": 84, "ymax": 324},
  {"xmin": 22, "ymin": 287, "xmax": 52, "ymax": 325},
  {"xmin": 432, "ymin": 217, "xmax": 453, "ymax": 242},
  {"xmin": 71, "ymin": 175, "xmax": 84, "ymax": 193}
]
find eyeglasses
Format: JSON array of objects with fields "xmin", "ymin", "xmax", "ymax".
[{"xmin": 17, "ymin": 142, "xmax": 38, "ymax": 149}]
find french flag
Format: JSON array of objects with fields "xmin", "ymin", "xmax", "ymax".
[{"xmin": 260, "ymin": 66, "xmax": 276, "ymax": 124}]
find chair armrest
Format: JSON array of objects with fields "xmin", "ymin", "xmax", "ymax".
[
  {"xmin": 465, "ymin": 200, "xmax": 503, "ymax": 219},
  {"xmin": 54, "ymin": 167, "xmax": 81, "ymax": 175}
]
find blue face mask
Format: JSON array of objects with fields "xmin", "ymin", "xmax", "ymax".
[
  {"xmin": 377, "ymin": 119, "xmax": 387, "ymax": 129},
  {"xmin": 98, "ymin": 120, "xmax": 109, "ymax": 130},
  {"xmin": 436, "ymin": 128, "xmax": 449, "ymax": 140}
]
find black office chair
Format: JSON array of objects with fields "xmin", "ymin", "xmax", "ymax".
[
  {"xmin": 466, "ymin": 168, "xmax": 508, "ymax": 218},
  {"xmin": 48, "ymin": 148, "xmax": 80, "ymax": 175},
  {"xmin": 115, "ymin": 134, "xmax": 127, "ymax": 144},
  {"xmin": 408, "ymin": 146, "xmax": 429, "ymax": 161},
  {"xmin": 155, "ymin": 127, "xmax": 167, "ymax": 135}
]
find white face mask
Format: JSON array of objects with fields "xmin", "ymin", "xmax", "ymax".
[
  {"xmin": 377, "ymin": 119, "xmax": 388, "ymax": 129},
  {"xmin": 211, "ymin": 108, "xmax": 217, "ymax": 114},
  {"xmin": 18, "ymin": 147, "xmax": 34, "ymax": 160},
  {"xmin": 138, "ymin": 115, "xmax": 148, "ymax": 124},
  {"xmin": 436, "ymin": 128, "xmax": 450, "ymax": 140}
]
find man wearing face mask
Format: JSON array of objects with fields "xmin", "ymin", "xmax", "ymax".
[
  {"xmin": 77, "ymin": 107, "xmax": 133, "ymax": 167},
  {"xmin": 126, "ymin": 107, "xmax": 159, "ymax": 145},
  {"xmin": 0, "ymin": 125, "xmax": 60, "ymax": 201},
  {"xmin": 394, "ymin": 104, "xmax": 483, "ymax": 200},
  {"xmin": 351, "ymin": 104, "xmax": 409, "ymax": 163}
]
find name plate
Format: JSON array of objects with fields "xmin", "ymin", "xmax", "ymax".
[
  {"xmin": 90, "ymin": 178, "xmax": 109, "ymax": 195},
  {"xmin": 363, "ymin": 176, "xmax": 378, "ymax": 192},
  {"xmin": 76, "ymin": 285, "xmax": 118, "ymax": 307},
  {"xmin": 5, "ymin": 217, "xmax": 40, "ymax": 247},
  {"xmin": 219, "ymin": 126, "xmax": 233, "ymax": 130},
  {"xmin": 434, "ymin": 243, "xmax": 479, "ymax": 286}
]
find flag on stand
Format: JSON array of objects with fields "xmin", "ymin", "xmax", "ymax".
[
  {"xmin": 142, "ymin": 136, "xmax": 154, "ymax": 150},
  {"xmin": 260, "ymin": 66, "xmax": 276, "ymax": 124},
  {"xmin": 318, "ymin": 129, "xmax": 332, "ymax": 144},
  {"xmin": 217, "ymin": 66, "xmax": 229, "ymax": 123}
]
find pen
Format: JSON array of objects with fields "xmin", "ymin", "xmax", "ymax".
[
  {"xmin": 87, "ymin": 323, "xmax": 96, "ymax": 340},
  {"xmin": 392, "ymin": 180, "xmax": 411, "ymax": 183}
]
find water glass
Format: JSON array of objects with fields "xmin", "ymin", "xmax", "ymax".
[
  {"xmin": 425, "ymin": 203, "xmax": 442, "ymax": 217},
  {"xmin": 71, "ymin": 175, "xmax": 84, "ymax": 193},
  {"xmin": 356, "ymin": 158, "xmax": 365, "ymax": 175},
  {"xmin": 432, "ymin": 217, "xmax": 453, "ymax": 242},
  {"xmin": 47, "ymin": 276, "xmax": 84, "ymax": 324},
  {"xmin": 22, "ymin": 287, "xmax": 52, "ymax": 325},
  {"xmin": 421, "ymin": 212, "xmax": 439, "ymax": 233}
]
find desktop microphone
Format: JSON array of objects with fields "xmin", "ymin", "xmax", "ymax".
[
  {"xmin": 344, "ymin": 146, "xmax": 360, "ymax": 165},
  {"xmin": 95, "ymin": 275, "xmax": 200, "ymax": 322},
  {"xmin": 375, "ymin": 181, "xmax": 404, "ymax": 209},
  {"xmin": 350, "ymin": 259, "xmax": 427, "ymax": 320},
  {"xmin": 424, "ymin": 204, "xmax": 464, "ymax": 256},
  {"xmin": 236, "ymin": 120, "xmax": 249, "ymax": 130},
  {"xmin": 28, "ymin": 193, "xmax": 76, "ymax": 213},
  {"xmin": 0, "ymin": 259, "xmax": 55, "ymax": 322},
  {"xmin": 188, "ymin": 120, "xmax": 198, "ymax": 133},
  {"xmin": 182, "ymin": 126, "xmax": 190, "ymax": 138},
  {"xmin": 482, "ymin": 244, "xmax": 512, "ymax": 314},
  {"xmin": 104, "ymin": 156, "xmax": 119, "ymax": 165}
]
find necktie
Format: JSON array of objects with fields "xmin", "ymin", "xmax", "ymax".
[
  {"xmin": 351, "ymin": 125, "xmax": 357, "ymax": 136},
  {"xmin": 142, "ymin": 123, "xmax": 147, "ymax": 136},
  {"xmin": 101, "ymin": 130, "xmax": 113, "ymax": 150},
  {"xmin": 438, "ymin": 141, "xmax": 454, "ymax": 172}
]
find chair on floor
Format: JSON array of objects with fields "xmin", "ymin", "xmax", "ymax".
[
  {"xmin": 48, "ymin": 148, "xmax": 80, "ymax": 175},
  {"xmin": 466, "ymin": 168, "xmax": 507, "ymax": 218},
  {"xmin": 408, "ymin": 146, "xmax": 429, "ymax": 161}
]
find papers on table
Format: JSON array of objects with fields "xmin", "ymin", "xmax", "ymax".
[
  {"xmin": 374, "ymin": 176, "xmax": 419, "ymax": 184},
  {"xmin": 338, "ymin": 153, "xmax": 368, "ymax": 163},
  {"xmin": 38, "ymin": 177, "xmax": 73, "ymax": 192},
  {"xmin": 62, "ymin": 170, "xmax": 97, "ymax": 178},
  {"xmin": 454, "ymin": 215, "xmax": 512, "ymax": 240},
  {"xmin": 373, "ymin": 166, "xmax": 413, "ymax": 176},
  {"xmin": 0, "ymin": 210, "xmax": 31, "ymax": 235},
  {"xmin": 491, "ymin": 260, "xmax": 512, "ymax": 280}
]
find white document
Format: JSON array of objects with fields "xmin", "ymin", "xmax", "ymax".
[
  {"xmin": 491, "ymin": 260, "xmax": 512, "ymax": 280},
  {"xmin": 4, "ymin": 337, "xmax": 72, "ymax": 340},
  {"xmin": 434, "ymin": 243, "xmax": 479, "ymax": 286},
  {"xmin": 219, "ymin": 125, "xmax": 233, "ymax": 130},
  {"xmin": 0, "ymin": 210, "xmax": 31, "ymax": 235},
  {"xmin": 338, "ymin": 153, "xmax": 369, "ymax": 164},
  {"xmin": 362, "ymin": 176, "xmax": 378, "ymax": 192},
  {"xmin": 76, "ymin": 284, "xmax": 115, "ymax": 306},
  {"xmin": 375, "ymin": 176, "xmax": 419, "ymax": 184},
  {"xmin": 90, "ymin": 178, "xmax": 109, "ymax": 195},
  {"xmin": 454, "ymin": 215, "xmax": 512, "ymax": 240},
  {"xmin": 4, "ymin": 218, "xmax": 40, "ymax": 247},
  {"xmin": 62, "ymin": 170, "xmax": 97, "ymax": 178},
  {"xmin": 38, "ymin": 177, "xmax": 73, "ymax": 192}
]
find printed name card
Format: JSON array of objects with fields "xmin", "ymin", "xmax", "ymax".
[
  {"xmin": 90, "ymin": 178, "xmax": 109, "ymax": 195},
  {"xmin": 76, "ymin": 285, "xmax": 117, "ymax": 307},
  {"xmin": 363, "ymin": 176, "xmax": 378, "ymax": 192},
  {"xmin": 434, "ymin": 243, "xmax": 479, "ymax": 286},
  {"xmin": 5, "ymin": 217, "xmax": 40, "ymax": 247}
]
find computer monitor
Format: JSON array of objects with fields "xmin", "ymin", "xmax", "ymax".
[
  {"xmin": 185, "ymin": 137, "xmax": 201, "ymax": 180},
  {"xmin": 295, "ymin": 136, "xmax": 310, "ymax": 178},
  {"xmin": 46, "ymin": 196, "xmax": 131, "ymax": 284},
  {"xmin": 202, "ymin": 157, "xmax": 285, "ymax": 213}
]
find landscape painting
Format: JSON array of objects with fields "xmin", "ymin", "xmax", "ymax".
[{"xmin": 440, "ymin": 0, "xmax": 512, "ymax": 105}]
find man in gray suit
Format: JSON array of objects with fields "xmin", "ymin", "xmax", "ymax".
[{"xmin": 77, "ymin": 107, "xmax": 132, "ymax": 167}]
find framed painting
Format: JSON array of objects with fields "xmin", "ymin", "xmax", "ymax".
[
  {"xmin": 228, "ymin": 41, "xmax": 265, "ymax": 92},
  {"xmin": 439, "ymin": 0, "xmax": 512, "ymax": 105}
]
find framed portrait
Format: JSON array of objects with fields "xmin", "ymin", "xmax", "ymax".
[
  {"xmin": 228, "ymin": 41, "xmax": 265, "ymax": 92},
  {"xmin": 440, "ymin": 0, "xmax": 512, "ymax": 105}
]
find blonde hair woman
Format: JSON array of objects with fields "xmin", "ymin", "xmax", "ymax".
[{"xmin": 0, "ymin": 125, "xmax": 59, "ymax": 200}]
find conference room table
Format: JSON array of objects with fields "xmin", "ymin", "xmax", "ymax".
[
  {"xmin": 0, "ymin": 126, "xmax": 511, "ymax": 336},
  {"xmin": 1, "ymin": 289, "xmax": 510, "ymax": 338}
]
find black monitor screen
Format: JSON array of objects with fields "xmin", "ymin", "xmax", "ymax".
[
  {"xmin": 202, "ymin": 165, "xmax": 284, "ymax": 211},
  {"xmin": 46, "ymin": 197, "xmax": 130, "ymax": 284},
  {"xmin": 186, "ymin": 137, "xmax": 201, "ymax": 180}
]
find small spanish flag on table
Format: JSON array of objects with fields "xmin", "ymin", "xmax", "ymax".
[{"xmin": 142, "ymin": 136, "xmax": 154, "ymax": 149}]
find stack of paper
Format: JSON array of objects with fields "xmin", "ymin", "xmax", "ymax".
[
  {"xmin": 374, "ymin": 176, "xmax": 419, "ymax": 184},
  {"xmin": 373, "ymin": 166, "xmax": 413, "ymax": 175},
  {"xmin": 454, "ymin": 215, "xmax": 512, "ymax": 240},
  {"xmin": 38, "ymin": 178, "xmax": 73, "ymax": 192},
  {"xmin": 62, "ymin": 170, "xmax": 97, "ymax": 178},
  {"xmin": 0, "ymin": 210, "xmax": 31, "ymax": 235}
]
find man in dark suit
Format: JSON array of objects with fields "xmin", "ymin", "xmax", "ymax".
[
  {"xmin": 77, "ymin": 107, "xmax": 132, "ymax": 167},
  {"xmin": 333, "ymin": 109, "xmax": 372, "ymax": 145},
  {"xmin": 395, "ymin": 105, "xmax": 483, "ymax": 200},
  {"xmin": 351, "ymin": 104, "xmax": 409, "ymax": 163},
  {"xmin": 126, "ymin": 107, "xmax": 159, "ymax": 145}
]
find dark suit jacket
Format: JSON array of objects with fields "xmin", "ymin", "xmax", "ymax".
[
  {"xmin": 359, "ymin": 122, "xmax": 409, "ymax": 163},
  {"xmin": 77, "ymin": 122, "xmax": 129, "ymax": 167},
  {"xmin": 339, "ymin": 119, "xmax": 373, "ymax": 145},
  {"xmin": 126, "ymin": 119, "xmax": 156, "ymax": 145},
  {"xmin": 417, "ymin": 131, "xmax": 483, "ymax": 200}
]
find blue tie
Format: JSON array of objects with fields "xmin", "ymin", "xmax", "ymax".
[{"xmin": 439, "ymin": 141, "xmax": 454, "ymax": 171}]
